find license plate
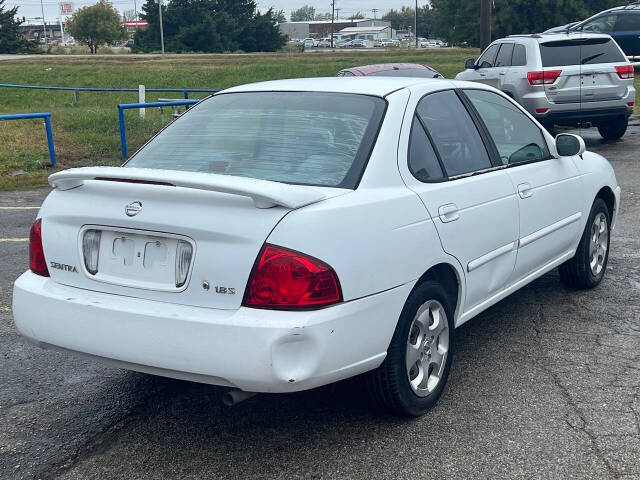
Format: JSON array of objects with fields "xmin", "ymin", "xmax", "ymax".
[{"xmin": 86, "ymin": 228, "xmax": 193, "ymax": 291}]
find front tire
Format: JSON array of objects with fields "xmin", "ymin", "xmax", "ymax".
[
  {"xmin": 366, "ymin": 281, "xmax": 455, "ymax": 417},
  {"xmin": 598, "ymin": 116, "xmax": 628, "ymax": 140},
  {"xmin": 559, "ymin": 198, "xmax": 611, "ymax": 289}
]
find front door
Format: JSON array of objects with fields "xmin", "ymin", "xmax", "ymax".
[{"xmin": 462, "ymin": 88, "xmax": 583, "ymax": 282}]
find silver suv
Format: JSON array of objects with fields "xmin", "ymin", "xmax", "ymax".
[{"xmin": 456, "ymin": 33, "xmax": 635, "ymax": 139}]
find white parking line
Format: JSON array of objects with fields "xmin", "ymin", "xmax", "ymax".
[
  {"xmin": 0, "ymin": 206, "xmax": 40, "ymax": 210},
  {"xmin": 0, "ymin": 306, "xmax": 10, "ymax": 312},
  {"xmin": 0, "ymin": 238, "xmax": 28, "ymax": 242}
]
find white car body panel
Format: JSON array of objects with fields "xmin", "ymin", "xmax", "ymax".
[{"xmin": 13, "ymin": 77, "xmax": 621, "ymax": 393}]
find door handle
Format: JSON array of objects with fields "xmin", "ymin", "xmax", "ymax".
[
  {"xmin": 480, "ymin": 73, "xmax": 487, "ymax": 77},
  {"xmin": 517, "ymin": 182, "xmax": 533, "ymax": 199},
  {"xmin": 499, "ymin": 71, "xmax": 506, "ymax": 75},
  {"xmin": 438, "ymin": 204, "xmax": 459, "ymax": 223}
]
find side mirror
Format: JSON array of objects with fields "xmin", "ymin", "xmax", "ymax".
[
  {"xmin": 465, "ymin": 58, "xmax": 476, "ymax": 70},
  {"xmin": 556, "ymin": 133, "xmax": 586, "ymax": 157}
]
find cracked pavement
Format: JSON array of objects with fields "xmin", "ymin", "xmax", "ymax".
[{"xmin": 1, "ymin": 125, "xmax": 639, "ymax": 479}]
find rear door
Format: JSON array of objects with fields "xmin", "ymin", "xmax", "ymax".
[
  {"xmin": 399, "ymin": 89, "xmax": 519, "ymax": 311},
  {"xmin": 494, "ymin": 42, "xmax": 515, "ymax": 90}
]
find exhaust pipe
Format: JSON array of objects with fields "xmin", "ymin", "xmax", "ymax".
[{"xmin": 222, "ymin": 389, "xmax": 257, "ymax": 406}]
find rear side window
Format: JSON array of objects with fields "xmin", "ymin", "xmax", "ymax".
[
  {"xmin": 540, "ymin": 38, "xmax": 625, "ymax": 67},
  {"xmin": 512, "ymin": 44, "xmax": 527, "ymax": 66},
  {"xmin": 126, "ymin": 92, "xmax": 386, "ymax": 189},
  {"xmin": 408, "ymin": 118, "xmax": 444, "ymax": 182},
  {"xmin": 495, "ymin": 43, "xmax": 514, "ymax": 67},
  {"xmin": 478, "ymin": 44, "xmax": 500, "ymax": 68},
  {"xmin": 416, "ymin": 90, "xmax": 492, "ymax": 177},
  {"xmin": 615, "ymin": 13, "xmax": 640, "ymax": 32}
]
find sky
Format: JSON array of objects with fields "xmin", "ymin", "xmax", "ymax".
[{"xmin": 8, "ymin": 1, "xmax": 410, "ymax": 23}]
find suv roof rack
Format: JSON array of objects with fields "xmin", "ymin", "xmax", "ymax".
[
  {"xmin": 620, "ymin": 1, "xmax": 640, "ymax": 9},
  {"xmin": 507, "ymin": 34, "xmax": 543, "ymax": 38}
]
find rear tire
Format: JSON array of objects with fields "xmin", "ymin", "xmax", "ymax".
[
  {"xmin": 558, "ymin": 198, "xmax": 611, "ymax": 289},
  {"xmin": 366, "ymin": 281, "xmax": 455, "ymax": 417},
  {"xmin": 598, "ymin": 116, "xmax": 628, "ymax": 140}
]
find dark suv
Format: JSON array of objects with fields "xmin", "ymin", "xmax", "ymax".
[{"xmin": 545, "ymin": 3, "xmax": 640, "ymax": 56}]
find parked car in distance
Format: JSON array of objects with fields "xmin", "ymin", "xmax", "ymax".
[
  {"xmin": 348, "ymin": 39, "xmax": 367, "ymax": 48},
  {"xmin": 13, "ymin": 77, "xmax": 620, "ymax": 417},
  {"xmin": 456, "ymin": 32, "xmax": 635, "ymax": 139},
  {"xmin": 544, "ymin": 4, "xmax": 640, "ymax": 56},
  {"xmin": 380, "ymin": 39, "xmax": 395, "ymax": 47},
  {"xmin": 302, "ymin": 38, "xmax": 316, "ymax": 49},
  {"xmin": 318, "ymin": 39, "xmax": 332, "ymax": 48},
  {"xmin": 337, "ymin": 63, "xmax": 443, "ymax": 78}
]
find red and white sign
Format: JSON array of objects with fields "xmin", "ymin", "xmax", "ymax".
[
  {"xmin": 124, "ymin": 21, "xmax": 149, "ymax": 27},
  {"xmin": 60, "ymin": 3, "xmax": 73, "ymax": 15}
]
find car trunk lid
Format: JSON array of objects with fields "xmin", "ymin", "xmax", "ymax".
[{"xmin": 40, "ymin": 167, "xmax": 347, "ymax": 310}]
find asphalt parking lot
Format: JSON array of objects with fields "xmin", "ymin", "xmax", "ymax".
[{"xmin": 1, "ymin": 125, "xmax": 639, "ymax": 480}]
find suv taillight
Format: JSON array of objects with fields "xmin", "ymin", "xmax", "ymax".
[
  {"xmin": 243, "ymin": 244, "xmax": 342, "ymax": 310},
  {"xmin": 527, "ymin": 70, "xmax": 562, "ymax": 85},
  {"xmin": 29, "ymin": 219, "xmax": 49, "ymax": 277},
  {"xmin": 615, "ymin": 64, "xmax": 634, "ymax": 79}
]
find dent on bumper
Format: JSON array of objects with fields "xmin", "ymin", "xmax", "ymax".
[{"xmin": 12, "ymin": 272, "xmax": 413, "ymax": 393}]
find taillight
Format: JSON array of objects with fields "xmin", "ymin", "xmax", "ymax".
[
  {"xmin": 527, "ymin": 70, "xmax": 562, "ymax": 85},
  {"xmin": 615, "ymin": 64, "xmax": 634, "ymax": 79},
  {"xmin": 243, "ymin": 244, "xmax": 342, "ymax": 310},
  {"xmin": 29, "ymin": 219, "xmax": 49, "ymax": 277}
]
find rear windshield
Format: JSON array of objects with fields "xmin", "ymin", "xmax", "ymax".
[
  {"xmin": 540, "ymin": 38, "xmax": 626, "ymax": 67},
  {"xmin": 125, "ymin": 92, "xmax": 386, "ymax": 189}
]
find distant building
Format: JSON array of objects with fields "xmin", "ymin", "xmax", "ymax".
[
  {"xmin": 19, "ymin": 22, "xmax": 61, "ymax": 42},
  {"xmin": 339, "ymin": 25, "xmax": 394, "ymax": 40},
  {"xmin": 279, "ymin": 18, "xmax": 392, "ymax": 40}
]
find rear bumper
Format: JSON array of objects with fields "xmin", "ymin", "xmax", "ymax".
[
  {"xmin": 13, "ymin": 272, "xmax": 412, "ymax": 393},
  {"xmin": 533, "ymin": 106, "xmax": 633, "ymax": 126}
]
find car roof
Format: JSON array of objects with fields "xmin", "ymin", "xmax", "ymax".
[
  {"xmin": 221, "ymin": 77, "xmax": 466, "ymax": 97},
  {"xmin": 221, "ymin": 77, "xmax": 505, "ymax": 98},
  {"xmin": 339, "ymin": 63, "xmax": 431, "ymax": 76}
]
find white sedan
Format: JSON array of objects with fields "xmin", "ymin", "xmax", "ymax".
[{"xmin": 13, "ymin": 78, "xmax": 620, "ymax": 416}]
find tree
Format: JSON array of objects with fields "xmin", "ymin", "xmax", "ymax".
[
  {"xmin": 273, "ymin": 9, "xmax": 287, "ymax": 24},
  {"xmin": 68, "ymin": 1, "xmax": 127, "ymax": 53},
  {"xmin": 0, "ymin": 0, "xmax": 37, "ymax": 53},
  {"xmin": 348, "ymin": 12, "xmax": 365, "ymax": 20},
  {"xmin": 122, "ymin": 9, "xmax": 137, "ymax": 22},
  {"xmin": 290, "ymin": 5, "xmax": 315, "ymax": 21},
  {"xmin": 134, "ymin": 0, "xmax": 285, "ymax": 53},
  {"xmin": 314, "ymin": 12, "xmax": 332, "ymax": 21},
  {"xmin": 382, "ymin": 5, "xmax": 431, "ymax": 36},
  {"xmin": 430, "ymin": 0, "xmax": 622, "ymax": 47}
]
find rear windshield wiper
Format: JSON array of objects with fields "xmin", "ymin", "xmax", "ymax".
[{"xmin": 581, "ymin": 52, "xmax": 605, "ymax": 64}]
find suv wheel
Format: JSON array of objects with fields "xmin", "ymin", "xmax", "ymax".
[
  {"xmin": 598, "ymin": 116, "xmax": 628, "ymax": 140},
  {"xmin": 559, "ymin": 198, "xmax": 610, "ymax": 289},
  {"xmin": 366, "ymin": 281, "xmax": 454, "ymax": 416}
]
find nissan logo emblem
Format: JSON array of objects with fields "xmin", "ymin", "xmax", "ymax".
[{"xmin": 125, "ymin": 201, "xmax": 143, "ymax": 217}]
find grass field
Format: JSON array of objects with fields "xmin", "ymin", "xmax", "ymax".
[
  {"xmin": 0, "ymin": 49, "xmax": 476, "ymax": 190},
  {"xmin": 0, "ymin": 48, "xmax": 637, "ymax": 190}
]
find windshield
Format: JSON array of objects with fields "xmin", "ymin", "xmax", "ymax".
[{"xmin": 126, "ymin": 92, "xmax": 386, "ymax": 189}]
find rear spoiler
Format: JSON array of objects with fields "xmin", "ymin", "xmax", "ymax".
[{"xmin": 48, "ymin": 167, "xmax": 327, "ymax": 209}]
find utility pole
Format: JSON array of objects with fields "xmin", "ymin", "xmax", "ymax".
[
  {"xmin": 480, "ymin": 0, "xmax": 492, "ymax": 50},
  {"xmin": 157, "ymin": 0, "xmax": 165, "ymax": 58},
  {"xmin": 415, "ymin": 0, "xmax": 418, "ymax": 48},
  {"xmin": 40, "ymin": 0, "xmax": 47, "ymax": 43},
  {"xmin": 330, "ymin": 0, "xmax": 335, "ymax": 48},
  {"xmin": 372, "ymin": 8, "xmax": 378, "ymax": 20},
  {"xmin": 335, "ymin": 8, "xmax": 340, "ymax": 21},
  {"xmin": 134, "ymin": 0, "xmax": 138, "ymax": 26}
]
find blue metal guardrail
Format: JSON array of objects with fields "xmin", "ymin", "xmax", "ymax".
[
  {"xmin": 0, "ymin": 112, "xmax": 56, "ymax": 166},
  {"xmin": 0, "ymin": 83, "xmax": 219, "ymax": 101},
  {"xmin": 118, "ymin": 100, "xmax": 200, "ymax": 159}
]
